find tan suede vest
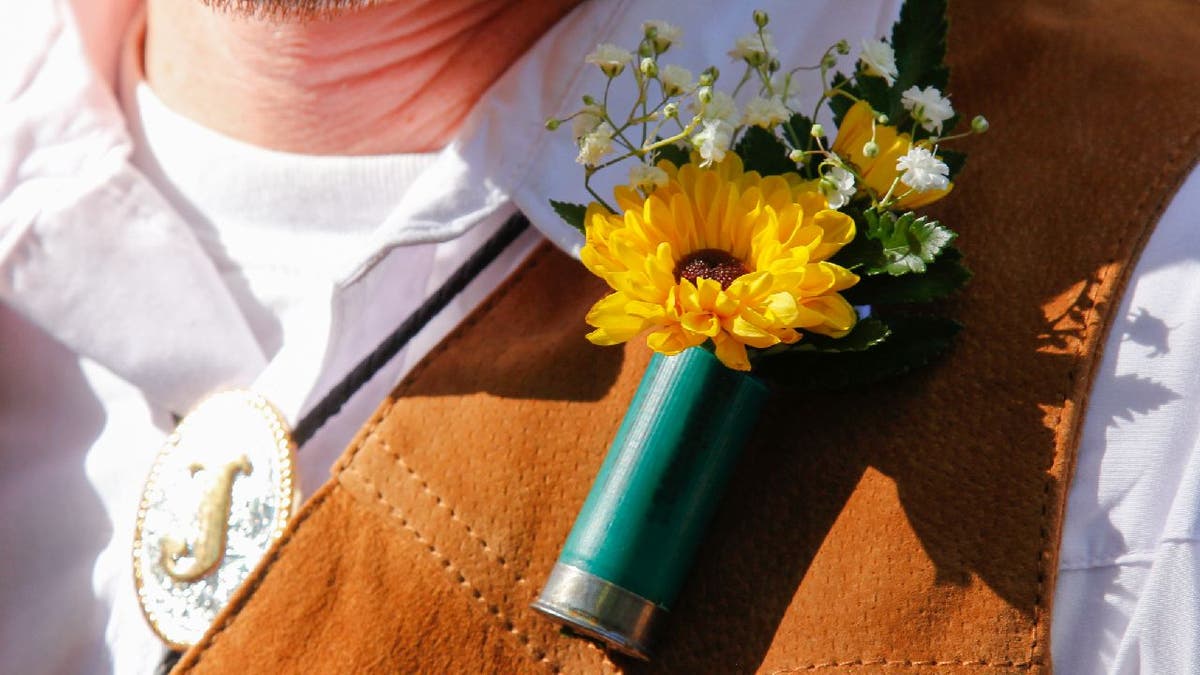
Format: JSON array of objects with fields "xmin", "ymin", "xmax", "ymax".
[{"xmin": 175, "ymin": 1, "xmax": 1200, "ymax": 672}]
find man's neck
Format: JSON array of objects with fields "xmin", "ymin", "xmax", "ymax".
[{"xmin": 143, "ymin": 0, "xmax": 581, "ymax": 155}]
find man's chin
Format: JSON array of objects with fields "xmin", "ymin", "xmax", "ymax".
[{"xmin": 200, "ymin": 0, "xmax": 390, "ymax": 20}]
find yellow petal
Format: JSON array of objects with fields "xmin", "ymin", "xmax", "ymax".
[
  {"xmin": 809, "ymin": 210, "xmax": 856, "ymax": 260},
  {"xmin": 765, "ymin": 291, "xmax": 800, "ymax": 325},
  {"xmin": 676, "ymin": 278, "xmax": 702, "ymax": 313},
  {"xmin": 647, "ymin": 326, "xmax": 704, "ymax": 355},
  {"xmin": 796, "ymin": 294, "xmax": 858, "ymax": 337},
  {"xmin": 585, "ymin": 292, "xmax": 654, "ymax": 344},
  {"xmin": 681, "ymin": 312, "xmax": 721, "ymax": 337},
  {"xmin": 713, "ymin": 334, "xmax": 751, "ymax": 371},
  {"xmin": 695, "ymin": 277, "xmax": 723, "ymax": 310},
  {"xmin": 727, "ymin": 315, "xmax": 782, "ymax": 349}
]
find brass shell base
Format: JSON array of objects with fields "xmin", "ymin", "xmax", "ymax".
[{"xmin": 532, "ymin": 563, "xmax": 664, "ymax": 660}]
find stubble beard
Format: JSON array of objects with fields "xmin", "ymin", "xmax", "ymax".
[{"xmin": 201, "ymin": 0, "xmax": 388, "ymax": 19}]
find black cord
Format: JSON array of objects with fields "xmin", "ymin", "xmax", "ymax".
[
  {"xmin": 156, "ymin": 212, "xmax": 530, "ymax": 672},
  {"xmin": 157, "ymin": 649, "xmax": 181, "ymax": 675}
]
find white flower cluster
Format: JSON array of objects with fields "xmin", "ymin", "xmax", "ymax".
[
  {"xmin": 659, "ymin": 64, "xmax": 693, "ymax": 96},
  {"xmin": 901, "ymin": 85, "xmax": 955, "ymax": 135},
  {"xmin": 552, "ymin": 9, "xmax": 983, "ymax": 216},
  {"xmin": 820, "ymin": 164, "xmax": 857, "ymax": 209},
  {"xmin": 896, "ymin": 146, "xmax": 949, "ymax": 193},
  {"xmin": 729, "ymin": 32, "xmax": 777, "ymax": 67},
  {"xmin": 561, "ymin": 14, "xmax": 804, "ymax": 173},
  {"xmin": 577, "ymin": 122, "xmax": 615, "ymax": 166},
  {"xmin": 858, "ymin": 39, "xmax": 898, "ymax": 85},
  {"xmin": 742, "ymin": 96, "xmax": 790, "ymax": 129},
  {"xmin": 585, "ymin": 44, "xmax": 634, "ymax": 78},
  {"xmin": 630, "ymin": 163, "xmax": 669, "ymax": 193}
]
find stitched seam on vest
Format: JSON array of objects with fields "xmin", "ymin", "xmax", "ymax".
[
  {"xmin": 177, "ymin": 480, "xmax": 345, "ymax": 671},
  {"xmin": 344, "ymin": 465, "xmax": 563, "ymax": 674},
  {"xmin": 762, "ymin": 111, "xmax": 1200, "ymax": 675},
  {"xmin": 1026, "ymin": 126, "xmax": 1200, "ymax": 667},
  {"xmin": 376, "ymin": 436, "xmax": 529, "ymax": 587},
  {"xmin": 331, "ymin": 243, "xmax": 618, "ymax": 674},
  {"xmin": 175, "ymin": 245, "xmax": 556, "ymax": 672}
]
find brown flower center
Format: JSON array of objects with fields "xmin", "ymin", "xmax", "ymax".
[{"xmin": 675, "ymin": 248, "xmax": 749, "ymax": 290}]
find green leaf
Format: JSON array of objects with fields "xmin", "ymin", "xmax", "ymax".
[
  {"xmin": 843, "ymin": 246, "xmax": 972, "ymax": 305},
  {"xmin": 654, "ymin": 141, "xmax": 691, "ymax": 168},
  {"xmin": 888, "ymin": 0, "xmax": 950, "ymax": 121},
  {"xmin": 755, "ymin": 316, "xmax": 891, "ymax": 361},
  {"xmin": 864, "ymin": 209, "xmax": 956, "ymax": 275},
  {"xmin": 828, "ymin": 72, "xmax": 860, "ymax": 128},
  {"xmin": 734, "ymin": 125, "xmax": 796, "ymax": 177},
  {"xmin": 780, "ymin": 113, "xmax": 824, "ymax": 178},
  {"xmin": 758, "ymin": 315, "xmax": 961, "ymax": 391},
  {"xmin": 550, "ymin": 199, "xmax": 587, "ymax": 235},
  {"xmin": 829, "ymin": 221, "xmax": 886, "ymax": 272},
  {"xmin": 854, "ymin": 68, "xmax": 894, "ymax": 119},
  {"xmin": 940, "ymin": 148, "xmax": 966, "ymax": 181}
]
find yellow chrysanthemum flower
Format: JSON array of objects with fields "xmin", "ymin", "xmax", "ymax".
[
  {"xmin": 581, "ymin": 154, "xmax": 860, "ymax": 371},
  {"xmin": 832, "ymin": 100, "xmax": 952, "ymax": 209}
]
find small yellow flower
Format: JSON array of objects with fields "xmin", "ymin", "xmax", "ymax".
[
  {"xmin": 832, "ymin": 100, "xmax": 953, "ymax": 209},
  {"xmin": 581, "ymin": 154, "xmax": 859, "ymax": 370}
]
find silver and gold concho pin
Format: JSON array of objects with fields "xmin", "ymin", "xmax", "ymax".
[{"xmin": 132, "ymin": 390, "xmax": 297, "ymax": 649}]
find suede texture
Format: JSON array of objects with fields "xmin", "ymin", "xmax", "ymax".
[{"xmin": 175, "ymin": 1, "xmax": 1200, "ymax": 672}]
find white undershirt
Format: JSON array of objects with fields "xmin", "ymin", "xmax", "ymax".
[
  {"xmin": 123, "ymin": 73, "xmax": 1200, "ymax": 674},
  {"xmin": 124, "ymin": 80, "xmax": 439, "ymax": 360},
  {"xmin": 3, "ymin": 1, "xmax": 1200, "ymax": 673}
]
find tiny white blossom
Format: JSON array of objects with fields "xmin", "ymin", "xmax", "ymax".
[
  {"xmin": 659, "ymin": 64, "xmax": 694, "ymax": 96},
  {"xmin": 577, "ymin": 122, "xmax": 615, "ymax": 165},
  {"xmin": 643, "ymin": 20, "xmax": 682, "ymax": 52},
  {"xmin": 692, "ymin": 119, "xmax": 733, "ymax": 167},
  {"xmin": 820, "ymin": 165, "xmax": 857, "ymax": 209},
  {"xmin": 630, "ymin": 163, "xmax": 669, "ymax": 193},
  {"xmin": 742, "ymin": 96, "xmax": 790, "ymax": 129},
  {"xmin": 896, "ymin": 146, "xmax": 950, "ymax": 193},
  {"xmin": 858, "ymin": 39, "xmax": 898, "ymax": 86},
  {"xmin": 693, "ymin": 90, "xmax": 738, "ymax": 123},
  {"xmin": 728, "ymin": 31, "xmax": 777, "ymax": 65},
  {"xmin": 901, "ymin": 85, "xmax": 955, "ymax": 135},
  {"xmin": 571, "ymin": 107, "xmax": 604, "ymax": 141},
  {"xmin": 586, "ymin": 43, "xmax": 634, "ymax": 77}
]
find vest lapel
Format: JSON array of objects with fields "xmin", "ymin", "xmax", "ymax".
[{"xmin": 176, "ymin": 1, "xmax": 1200, "ymax": 672}]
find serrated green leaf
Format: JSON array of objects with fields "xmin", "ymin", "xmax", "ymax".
[
  {"xmin": 734, "ymin": 126, "xmax": 796, "ymax": 177},
  {"xmin": 888, "ymin": 0, "xmax": 950, "ymax": 121},
  {"xmin": 829, "ymin": 224, "xmax": 885, "ymax": 272},
  {"xmin": 758, "ymin": 315, "xmax": 961, "ymax": 391},
  {"xmin": 756, "ymin": 317, "xmax": 891, "ymax": 360},
  {"xmin": 843, "ymin": 246, "xmax": 972, "ymax": 305},
  {"xmin": 864, "ymin": 210, "xmax": 956, "ymax": 276},
  {"xmin": 549, "ymin": 199, "xmax": 588, "ymax": 235},
  {"xmin": 654, "ymin": 141, "xmax": 691, "ymax": 168}
]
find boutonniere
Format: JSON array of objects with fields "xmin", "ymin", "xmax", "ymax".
[{"xmin": 533, "ymin": 0, "xmax": 987, "ymax": 659}]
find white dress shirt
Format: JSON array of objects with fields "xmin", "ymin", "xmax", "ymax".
[{"xmin": 0, "ymin": 1, "xmax": 1197, "ymax": 673}]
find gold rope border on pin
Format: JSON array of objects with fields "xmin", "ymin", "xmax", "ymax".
[{"xmin": 131, "ymin": 389, "xmax": 298, "ymax": 651}]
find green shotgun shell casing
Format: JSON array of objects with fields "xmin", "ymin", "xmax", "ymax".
[{"xmin": 533, "ymin": 347, "xmax": 769, "ymax": 659}]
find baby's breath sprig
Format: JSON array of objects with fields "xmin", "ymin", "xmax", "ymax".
[
  {"xmin": 545, "ymin": 20, "xmax": 731, "ymax": 210},
  {"xmin": 548, "ymin": 0, "xmax": 984, "ymax": 387}
]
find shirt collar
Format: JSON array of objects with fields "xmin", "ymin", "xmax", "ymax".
[{"xmin": 0, "ymin": 0, "xmax": 901, "ymax": 414}]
